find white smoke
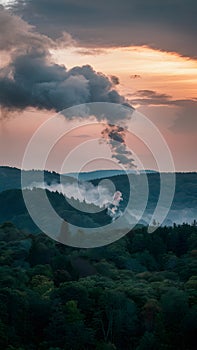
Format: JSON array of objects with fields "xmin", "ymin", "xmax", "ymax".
[
  {"xmin": 25, "ymin": 180, "xmax": 123, "ymax": 220},
  {"xmin": 106, "ymin": 191, "xmax": 123, "ymax": 220}
]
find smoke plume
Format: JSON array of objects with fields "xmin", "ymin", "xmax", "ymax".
[
  {"xmin": 0, "ymin": 7, "xmax": 135, "ymax": 169},
  {"xmin": 101, "ymin": 125, "xmax": 136, "ymax": 169},
  {"xmin": 25, "ymin": 180, "xmax": 123, "ymax": 220}
]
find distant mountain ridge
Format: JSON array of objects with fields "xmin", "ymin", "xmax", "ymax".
[
  {"xmin": 0, "ymin": 167, "xmax": 158, "ymax": 191},
  {"xmin": 1, "ymin": 166, "xmax": 196, "ymax": 192},
  {"xmin": 0, "ymin": 166, "xmax": 60, "ymax": 192},
  {"xmin": 65, "ymin": 169, "xmax": 158, "ymax": 181}
]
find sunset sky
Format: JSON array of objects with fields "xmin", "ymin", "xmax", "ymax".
[{"xmin": 0, "ymin": 0, "xmax": 196, "ymax": 172}]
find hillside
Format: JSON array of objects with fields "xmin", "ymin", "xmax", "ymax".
[
  {"xmin": 0, "ymin": 166, "xmax": 61, "ymax": 192},
  {"xmin": 0, "ymin": 167, "xmax": 196, "ymax": 231}
]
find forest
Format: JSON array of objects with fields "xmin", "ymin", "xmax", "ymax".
[
  {"xmin": 0, "ymin": 221, "xmax": 196, "ymax": 349},
  {"xmin": 0, "ymin": 167, "xmax": 197, "ymax": 232},
  {"xmin": 1, "ymin": 0, "xmax": 197, "ymax": 348}
]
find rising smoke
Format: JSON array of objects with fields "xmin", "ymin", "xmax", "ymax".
[
  {"xmin": 101, "ymin": 124, "xmax": 136, "ymax": 169},
  {"xmin": 25, "ymin": 180, "xmax": 123, "ymax": 220},
  {"xmin": 0, "ymin": 7, "xmax": 135, "ymax": 169}
]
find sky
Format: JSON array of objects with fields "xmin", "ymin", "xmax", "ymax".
[{"xmin": 0, "ymin": 0, "xmax": 196, "ymax": 172}]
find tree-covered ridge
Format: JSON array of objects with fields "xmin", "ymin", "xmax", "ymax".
[
  {"xmin": 0, "ymin": 222, "xmax": 196, "ymax": 350},
  {"xmin": 1, "ymin": 167, "xmax": 197, "ymax": 210},
  {"xmin": 0, "ymin": 168, "xmax": 197, "ymax": 232},
  {"xmin": 0, "ymin": 167, "xmax": 61, "ymax": 193},
  {"xmin": 0, "ymin": 188, "xmax": 111, "ymax": 233}
]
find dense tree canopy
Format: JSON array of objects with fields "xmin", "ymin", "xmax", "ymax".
[{"xmin": 0, "ymin": 222, "xmax": 196, "ymax": 349}]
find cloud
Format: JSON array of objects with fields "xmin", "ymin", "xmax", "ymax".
[
  {"xmin": 130, "ymin": 90, "xmax": 173, "ymax": 106},
  {"xmin": 0, "ymin": 53, "xmax": 125, "ymax": 111},
  {"xmin": 0, "ymin": 6, "xmax": 55, "ymax": 52},
  {"xmin": 75, "ymin": 48, "xmax": 106, "ymax": 56},
  {"xmin": 130, "ymin": 75, "xmax": 141, "ymax": 79},
  {"xmin": 0, "ymin": 7, "xmax": 134, "ymax": 168},
  {"xmin": 170, "ymin": 100, "xmax": 197, "ymax": 133},
  {"xmin": 11, "ymin": 0, "xmax": 197, "ymax": 58},
  {"xmin": 132, "ymin": 90, "xmax": 197, "ymax": 133},
  {"xmin": 0, "ymin": 8, "xmax": 126, "ymax": 111},
  {"xmin": 110, "ymin": 75, "xmax": 120, "ymax": 85},
  {"xmin": 135, "ymin": 90, "xmax": 171, "ymax": 99}
]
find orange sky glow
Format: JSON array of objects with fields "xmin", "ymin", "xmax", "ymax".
[
  {"xmin": 0, "ymin": 45, "xmax": 197, "ymax": 172},
  {"xmin": 51, "ymin": 45, "xmax": 197, "ymax": 100}
]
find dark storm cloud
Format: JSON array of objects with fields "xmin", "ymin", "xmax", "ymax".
[
  {"xmin": 0, "ymin": 7, "xmax": 134, "ymax": 168},
  {"xmin": 11, "ymin": 0, "xmax": 197, "ymax": 58},
  {"xmin": 0, "ymin": 53, "xmax": 125, "ymax": 111},
  {"xmin": 0, "ymin": 7, "xmax": 126, "ymax": 111}
]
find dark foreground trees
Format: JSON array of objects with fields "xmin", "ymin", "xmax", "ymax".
[{"xmin": 0, "ymin": 222, "xmax": 196, "ymax": 349}]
